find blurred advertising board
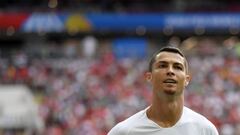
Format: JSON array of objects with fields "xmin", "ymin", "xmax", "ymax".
[
  {"xmin": 21, "ymin": 13, "xmax": 64, "ymax": 33},
  {"xmin": 86, "ymin": 13, "xmax": 240, "ymax": 32},
  {"xmin": 1, "ymin": 12, "xmax": 240, "ymax": 33},
  {"xmin": 0, "ymin": 13, "xmax": 29, "ymax": 29}
]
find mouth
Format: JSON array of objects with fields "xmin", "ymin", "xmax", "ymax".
[
  {"xmin": 162, "ymin": 79, "xmax": 177, "ymax": 95},
  {"xmin": 163, "ymin": 79, "xmax": 177, "ymax": 84}
]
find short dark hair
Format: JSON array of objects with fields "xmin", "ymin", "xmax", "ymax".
[{"xmin": 148, "ymin": 46, "xmax": 188, "ymax": 73}]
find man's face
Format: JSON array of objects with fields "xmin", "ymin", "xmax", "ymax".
[{"xmin": 146, "ymin": 51, "xmax": 190, "ymax": 100}]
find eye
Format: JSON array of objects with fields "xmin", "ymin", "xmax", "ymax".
[
  {"xmin": 175, "ymin": 65, "xmax": 183, "ymax": 70},
  {"xmin": 158, "ymin": 64, "xmax": 167, "ymax": 68}
]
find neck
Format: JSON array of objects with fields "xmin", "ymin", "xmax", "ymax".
[{"xmin": 147, "ymin": 95, "xmax": 184, "ymax": 127}]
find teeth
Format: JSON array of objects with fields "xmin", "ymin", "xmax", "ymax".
[{"xmin": 164, "ymin": 79, "xmax": 177, "ymax": 83}]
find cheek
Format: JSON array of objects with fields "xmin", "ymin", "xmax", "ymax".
[
  {"xmin": 177, "ymin": 74, "xmax": 187, "ymax": 84},
  {"xmin": 152, "ymin": 71, "xmax": 164, "ymax": 81},
  {"xmin": 151, "ymin": 76, "xmax": 162, "ymax": 86}
]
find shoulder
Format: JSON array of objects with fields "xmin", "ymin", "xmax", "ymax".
[
  {"xmin": 108, "ymin": 109, "xmax": 146, "ymax": 135},
  {"xmin": 183, "ymin": 106, "xmax": 219, "ymax": 135}
]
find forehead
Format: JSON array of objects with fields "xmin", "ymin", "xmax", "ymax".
[{"xmin": 155, "ymin": 52, "xmax": 185, "ymax": 65}]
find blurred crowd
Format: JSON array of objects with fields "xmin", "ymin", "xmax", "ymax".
[
  {"xmin": 2, "ymin": 0, "xmax": 240, "ymax": 13},
  {"xmin": 0, "ymin": 36, "xmax": 240, "ymax": 135}
]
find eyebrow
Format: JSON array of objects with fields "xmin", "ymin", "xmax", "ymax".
[{"xmin": 156, "ymin": 61, "xmax": 184, "ymax": 66}]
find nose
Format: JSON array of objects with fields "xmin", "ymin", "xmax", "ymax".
[{"xmin": 167, "ymin": 66, "xmax": 175, "ymax": 76}]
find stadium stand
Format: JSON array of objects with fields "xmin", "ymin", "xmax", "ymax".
[
  {"xmin": 0, "ymin": 36, "xmax": 240, "ymax": 134},
  {"xmin": 0, "ymin": 1, "xmax": 240, "ymax": 135}
]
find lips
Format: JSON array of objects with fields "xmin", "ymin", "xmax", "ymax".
[{"xmin": 163, "ymin": 79, "xmax": 177, "ymax": 83}]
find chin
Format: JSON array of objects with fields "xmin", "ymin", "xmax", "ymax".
[{"xmin": 163, "ymin": 89, "xmax": 176, "ymax": 95}]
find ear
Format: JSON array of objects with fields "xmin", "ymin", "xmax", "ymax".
[
  {"xmin": 185, "ymin": 74, "xmax": 190, "ymax": 86},
  {"xmin": 144, "ymin": 71, "xmax": 152, "ymax": 82}
]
